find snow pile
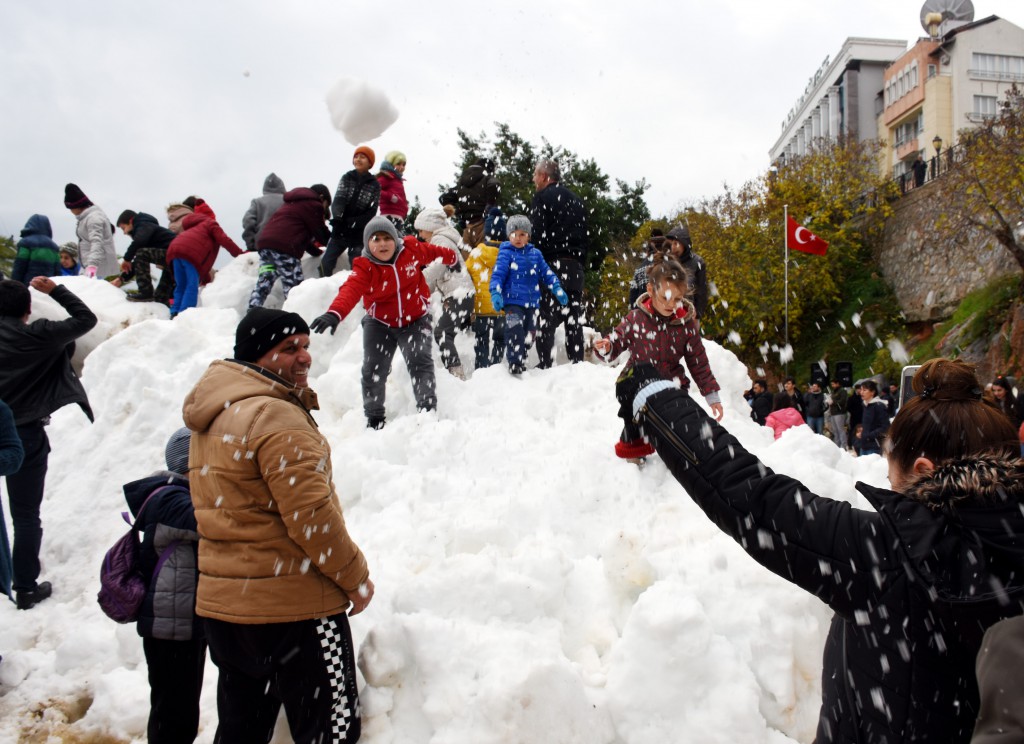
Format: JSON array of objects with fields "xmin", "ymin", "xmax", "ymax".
[
  {"xmin": 0, "ymin": 258, "xmax": 889, "ymax": 743},
  {"xmin": 325, "ymin": 78, "xmax": 399, "ymax": 145}
]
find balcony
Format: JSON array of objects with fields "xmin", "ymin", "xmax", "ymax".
[
  {"xmin": 969, "ymin": 68, "xmax": 1024, "ymax": 82},
  {"xmin": 894, "ymin": 136, "xmax": 921, "ymax": 160}
]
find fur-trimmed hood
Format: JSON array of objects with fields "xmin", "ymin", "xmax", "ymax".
[{"xmin": 859, "ymin": 456, "xmax": 1024, "ymax": 605}]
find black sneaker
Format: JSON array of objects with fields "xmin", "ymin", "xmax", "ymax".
[
  {"xmin": 366, "ymin": 417, "xmax": 385, "ymax": 430},
  {"xmin": 126, "ymin": 292, "xmax": 155, "ymax": 302},
  {"xmin": 16, "ymin": 581, "xmax": 52, "ymax": 610}
]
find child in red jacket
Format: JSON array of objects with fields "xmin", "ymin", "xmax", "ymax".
[
  {"xmin": 311, "ymin": 216, "xmax": 458, "ymax": 429},
  {"xmin": 594, "ymin": 252, "xmax": 723, "ymax": 460},
  {"xmin": 166, "ymin": 214, "xmax": 242, "ymax": 317}
]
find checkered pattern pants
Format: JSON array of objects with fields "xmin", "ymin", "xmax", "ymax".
[
  {"xmin": 248, "ymin": 249, "xmax": 306, "ymax": 309},
  {"xmin": 207, "ymin": 612, "xmax": 361, "ymax": 743}
]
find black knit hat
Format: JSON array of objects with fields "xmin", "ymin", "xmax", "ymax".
[
  {"xmin": 234, "ymin": 308, "xmax": 311, "ymax": 363},
  {"xmin": 64, "ymin": 183, "xmax": 92, "ymax": 210},
  {"xmin": 310, "ymin": 183, "xmax": 331, "ymax": 203}
]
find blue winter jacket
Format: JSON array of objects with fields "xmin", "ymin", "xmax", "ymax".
[
  {"xmin": 12, "ymin": 214, "xmax": 60, "ymax": 284},
  {"xmin": 489, "ymin": 242, "xmax": 563, "ymax": 309}
]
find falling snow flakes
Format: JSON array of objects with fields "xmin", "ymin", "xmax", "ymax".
[
  {"xmin": 300, "ymin": 558, "xmax": 311, "ymax": 574},
  {"xmin": 756, "ymin": 529, "xmax": 774, "ymax": 550},
  {"xmin": 727, "ymin": 331, "xmax": 741, "ymax": 345}
]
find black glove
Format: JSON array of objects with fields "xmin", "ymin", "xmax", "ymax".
[
  {"xmin": 615, "ymin": 363, "xmax": 665, "ymax": 409},
  {"xmin": 447, "ymin": 260, "xmax": 463, "ymax": 273},
  {"xmin": 310, "ymin": 312, "xmax": 341, "ymax": 335}
]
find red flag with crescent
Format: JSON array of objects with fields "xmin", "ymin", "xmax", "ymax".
[{"xmin": 786, "ymin": 216, "xmax": 829, "ymax": 256}]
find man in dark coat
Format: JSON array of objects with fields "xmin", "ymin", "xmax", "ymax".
[
  {"xmin": 321, "ymin": 146, "xmax": 380, "ymax": 276},
  {"xmin": 116, "ymin": 210, "xmax": 178, "ymax": 304},
  {"xmin": 0, "ymin": 277, "xmax": 97, "ymax": 609},
  {"xmin": 665, "ymin": 224, "xmax": 708, "ymax": 319},
  {"xmin": 440, "ymin": 157, "xmax": 500, "ymax": 247},
  {"xmin": 530, "ymin": 158, "xmax": 589, "ymax": 368},
  {"xmin": 744, "ymin": 379, "xmax": 773, "ymax": 426}
]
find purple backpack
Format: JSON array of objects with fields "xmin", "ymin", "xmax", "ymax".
[{"xmin": 97, "ymin": 486, "xmax": 180, "ymax": 623}]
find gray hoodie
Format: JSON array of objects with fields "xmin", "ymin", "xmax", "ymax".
[{"xmin": 241, "ymin": 173, "xmax": 286, "ymax": 250}]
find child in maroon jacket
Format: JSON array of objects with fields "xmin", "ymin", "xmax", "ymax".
[
  {"xmin": 311, "ymin": 216, "xmax": 457, "ymax": 429},
  {"xmin": 248, "ymin": 185, "xmax": 331, "ymax": 309},
  {"xmin": 166, "ymin": 213, "xmax": 242, "ymax": 317},
  {"xmin": 594, "ymin": 252, "xmax": 723, "ymax": 460}
]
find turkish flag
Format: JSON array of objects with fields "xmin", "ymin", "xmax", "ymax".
[{"xmin": 786, "ymin": 216, "xmax": 829, "ymax": 256}]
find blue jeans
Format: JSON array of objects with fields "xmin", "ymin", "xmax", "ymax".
[
  {"xmin": 504, "ymin": 305, "xmax": 535, "ymax": 374},
  {"xmin": 172, "ymin": 259, "xmax": 200, "ymax": 316},
  {"xmin": 472, "ymin": 315, "xmax": 505, "ymax": 369},
  {"xmin": 806, "ymin": 415, "xmax": 824, "ymax": 435}
]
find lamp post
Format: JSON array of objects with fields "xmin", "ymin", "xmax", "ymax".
[{"xmin": 932, "ymin": 135, "xmax": 943, "ymax": 178}]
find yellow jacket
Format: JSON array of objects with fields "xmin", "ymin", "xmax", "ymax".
[
  {"xmin": 466, "ymin": 240, "xmax": 503, "ymax": 316},
  {"xmin": 182, "ymin": 360, "xmax": 369, "ymax": 623}
]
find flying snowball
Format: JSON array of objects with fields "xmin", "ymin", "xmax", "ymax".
[
  {"xmin": 325, "ymin": 78, "xmax": 399, "ymax": 145},
  {"xmin": 243, "ymin": 70, "xmax": 251, "ymax": 77}
]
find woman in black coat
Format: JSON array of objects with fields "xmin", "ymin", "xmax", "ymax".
[{"xmin": 626, "ymin": 358, "xmax": 1024, "ymax": 743}]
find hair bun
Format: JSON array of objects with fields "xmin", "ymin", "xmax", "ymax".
[{"xmin": 913, "ymin": 359, "xmax": 984, "ymax": 402}]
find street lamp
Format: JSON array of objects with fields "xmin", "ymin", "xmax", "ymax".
[{"xmin": 932, "ymin": 135, "xmax": 943, "ymax": 178}]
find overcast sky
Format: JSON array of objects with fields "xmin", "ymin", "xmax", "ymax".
[{"xmin": 2, "ymin": 1, "xmax": 1020, "ymax": 250}]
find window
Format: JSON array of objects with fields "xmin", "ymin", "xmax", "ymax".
[
  {"xmin": 974, "ymin": 95, "xmax": 998, "ymax": 117},
  {"xmin": 971, "ymin": 53, "xmax": 1024, "ymax": 80},
  {"xmin": 927, "ymin": 64, "xmax": 937, "ymax": 78}
]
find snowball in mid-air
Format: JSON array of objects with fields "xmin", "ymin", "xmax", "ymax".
[{"xmin": 325, "ymin": 78, "xmax": 399, "ymax": 145}]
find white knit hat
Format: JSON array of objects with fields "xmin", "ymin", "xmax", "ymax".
[{"xmin": 414, "ymin": 208, "xmax": 448, "ymax": 233}]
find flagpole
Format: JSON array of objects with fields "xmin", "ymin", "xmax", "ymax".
[{"xmin": 783, "ymin": 204, "xmax": 789, "ymax": 376}]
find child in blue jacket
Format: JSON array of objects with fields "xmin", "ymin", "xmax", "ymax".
[{"xmin": 488, "ymin": 215, "xmax": 567, "ymax": 374}]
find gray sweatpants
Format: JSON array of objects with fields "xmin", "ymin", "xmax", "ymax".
[{"xmin": 361, "ymin": 315, "xmax": 436, "ymax": 420}]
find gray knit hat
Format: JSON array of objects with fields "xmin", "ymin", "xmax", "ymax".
[
  {"xmin": 164, "ymin": 427, "xmax": 191, "ymax": 475},
  {"xmin": 363, "ymin": 215, "xmax": 401, "ymax": 247},
  {"xmin": 506, "ymin": 215, "xmax": 531, "ymax": 238}
]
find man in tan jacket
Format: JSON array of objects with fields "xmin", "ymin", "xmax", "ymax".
[{"xmin": 183, "ymin": 308, "xmax": 373, "ymax": 742}]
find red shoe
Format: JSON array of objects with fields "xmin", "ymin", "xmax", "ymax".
[{"xmin": 614, "ymin": 439, "xmax": 655, "ymax": 459}]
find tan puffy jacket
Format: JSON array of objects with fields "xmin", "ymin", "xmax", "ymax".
[{"xmin": 182, "ymin": 360, "xmax": 368, "ymax": 623}]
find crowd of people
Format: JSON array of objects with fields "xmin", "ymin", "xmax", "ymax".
[
  {"xmin": 744, "ymin": 371, "xmax": 1024, "ymax": 458},
  {"xmin": 2, "ymin": 144, "xmax": 1024, "ymax": 743}
]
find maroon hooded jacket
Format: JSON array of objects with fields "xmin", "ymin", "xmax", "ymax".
[{"xmin": 256, "ymin": 188, "xmax": 330, "ymax": 259}]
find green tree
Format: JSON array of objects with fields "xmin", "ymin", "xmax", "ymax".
[
  {"xmin": 0, "ymin": 234, "xmax": 15, "ymax": 277},
  {"xmin": 675, "ymin": 137, "xmax": 896, "ymax": 373},
  {"xmin": 936, "ymin": 84, "xmax": 1024, "ymax": 283},
  {"xmin": 443, "ymin": 124, "xmax": 650, "ymax": 274}
]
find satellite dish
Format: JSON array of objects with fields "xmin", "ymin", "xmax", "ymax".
[{"xmin": 920, "ymin": 0, "xmax": 975, "ymax": 34}]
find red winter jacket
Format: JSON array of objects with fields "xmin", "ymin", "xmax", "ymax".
[
  {"xmin": 327, "ymin": 236, "xmax": 456, "ymax": 327},
  {"xmin": 167, "ymin": 214, "xmax": 242, "ymax": 283},
  {"xmin": 256, "ymin": 188, "xmax": 330, "ymax": 259},
  {"xmin": 597, "ymin": 294, "xmax": 720, "ymax": 396},
  {"xmin": 377, "ymin": 171, "xmax": 408, "ymax": 219}
]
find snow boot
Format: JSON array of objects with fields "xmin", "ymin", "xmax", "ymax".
[{"xmin": 366, "ymin": 417, "xmax": 385, "ymax": 430}]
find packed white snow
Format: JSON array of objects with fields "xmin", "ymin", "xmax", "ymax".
[
  {"xmin": 0, "ymin": 256, "xmax": 890, "ymax": 743},
  {"xmin": 325, "ymin": 78, "xmax": 400, "ymax": 146}
]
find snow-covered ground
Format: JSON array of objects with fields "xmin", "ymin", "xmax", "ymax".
[{"xmin": 0, "ymin": 255, "xmax": 889, "ymax": 743}]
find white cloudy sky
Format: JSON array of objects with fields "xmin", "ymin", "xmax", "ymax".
[{"xmin": 1, "ymin": 0, "xmax": 1020, "ymax": 249}]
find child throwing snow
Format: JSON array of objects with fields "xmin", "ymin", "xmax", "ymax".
[
  {"xmin": 594, "ymin": 252, "xmax": 723, "ymax": 460},
  {"xmin": 310, "ymin": 216, "xmax": 459, "ymax": 429},
  {"xmin": 488, "ymin": 215, "xmax": 567, "ymax": 375}
]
